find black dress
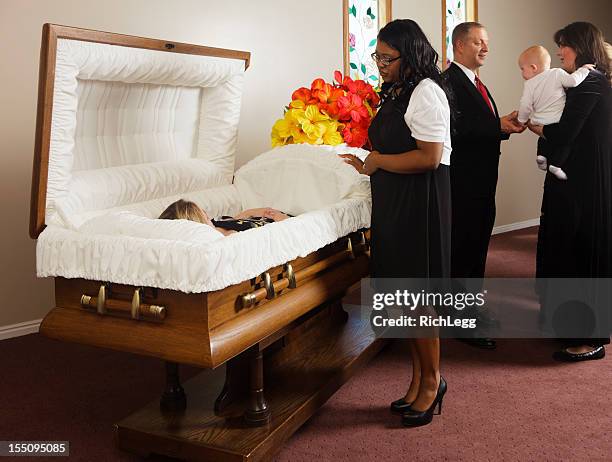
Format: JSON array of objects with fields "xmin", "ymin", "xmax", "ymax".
[
  {"xmin": 367, "ymin": 84, "xmax": 451, "ymax": 280},
  {"xmin": 538, "ymin": 70, "xmax": 612, "ymax": 346},
  {"xmin": 212, "ymin": 216, "xmax": 275, "ymax": 232}
]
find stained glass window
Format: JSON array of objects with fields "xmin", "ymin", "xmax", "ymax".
[
  {"xmin": 442, "ymin": 0, "xmax": 478, "ymax": 69},
  {"xmin": 343, "ymin": 0, "xmax": 391, "ymax": 85}
]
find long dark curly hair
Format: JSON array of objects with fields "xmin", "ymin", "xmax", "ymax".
[{"xmin": 377, "ymin": 19, "xmax": 454, "ymax": 109}]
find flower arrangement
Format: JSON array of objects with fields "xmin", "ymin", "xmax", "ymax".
[{"xmin": 271, "ymin": 71, "xmax": 380, "ymax": 148}]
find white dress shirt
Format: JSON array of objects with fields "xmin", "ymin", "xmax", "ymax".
[
  {"xmin": 404, "ymin": 79, "xmax": 452, "ymax": 166},
  {"xmin": 453, "ymin": 61, "xmax": 478, "ymax": 86}
]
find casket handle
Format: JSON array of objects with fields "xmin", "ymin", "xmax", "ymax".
[
  {"xmin": 131, "ymin": 288, "xmax": 141, "ymax": 320},
  {"xmin": 97, "ymin": 284, "xmax": 107, "ymax": 315},
  {"xmin": 240, "ymin": 269, "xmax": 292, "ymax": 308},
  {"xmin": 80, "ymin": 285, "xmax": 166, "ymax": 322},
  {"xmin": 286, "ymin": 263, "xmax": 296, "ymax": 289},
  {"xmin": 263, "ymin": 272, "xmax": 275, "ymax": 300},
  {"xmin": 239, "ymin": 234, "xmax": 368, "ymax": 308}
]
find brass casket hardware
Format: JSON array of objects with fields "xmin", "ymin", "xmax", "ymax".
[
  {"xmin": 239, "ymin": 235, "xmax": 368, "ymax": 308},
  {"xmin": 263, "ymin": 272, "xmax": 275, "ymax": 300},
  {"xmin": 81, "ymin": 285, "xmax": 166, "ymax": 322},
  {"xmin": 286, "ymin": 263, "xmax": 296, "ymax": 289}
]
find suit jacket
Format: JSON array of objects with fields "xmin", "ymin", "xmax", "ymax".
[{"xmin": 444, "ymin": 62, "xmax": 509, "ymax": 199}]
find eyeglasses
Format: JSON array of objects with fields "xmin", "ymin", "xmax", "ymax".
[{"xmin": 371, "ymin": 52, "xmax": 401, "ymax": 66}]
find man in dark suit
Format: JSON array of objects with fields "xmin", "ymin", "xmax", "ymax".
[{"xmin": 444, "ymin": 22, "xmax": 525, "ymax": 349}]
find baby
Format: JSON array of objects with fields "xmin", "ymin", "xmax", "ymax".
[
  {"xmin": 517, "ymin": 45, "xmax": 593, "ymax": 180},
  {"xmin": 159, "ymin": 199, "xmax": 290, "ymax": 236}
]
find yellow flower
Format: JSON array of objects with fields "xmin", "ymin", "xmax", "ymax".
[
  {"xmin": 295, "ymin": 105, "xmax": 330, "ymax": 144},
  {"xmin": 271, "ymin": 101, "xmax": 344, "ymax": 146},
  {"xmin": 271, "ymin": 109, "xmax": 304, "ymax": 146},
  {"xmin": 322, "ymin": 121, "xmax": 344, "ymax": 145}
]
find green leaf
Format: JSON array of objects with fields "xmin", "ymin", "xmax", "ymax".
[
  {"xmin": 351, "ymin": 5, "xmax": 356, "ymax": 16},
  {"xmin": 367, "ymin": 7, "xmax": 372, "ymax": 15},
  {"xmin": 350, "ymin": 62, "xmax": 358, "ymax": 70},
  {"xmin": 458, "ymin": 1, "xmax": 461, "ymax": 8},
  {"xmin": 369, "ymin": 75, "xmax": 379, "ymax": 81},
  {"xmin": 368, "ymin": 39, "xmax": 376, "ymax": 47},
  {"xmin": 349, "ymin": 46, "xmax": 355, "ymax": 52},
  {"xmin": 361, "ymin": 63, "xmax": 367, "ymax": 74},
  {"xmin": 448, "ymin": 9, "xmax": 452, "ymax": 14}
]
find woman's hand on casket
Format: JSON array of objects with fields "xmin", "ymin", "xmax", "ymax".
[{"xmin": 340, "ymin": 152, "xmax": 379, "ymax": 175}]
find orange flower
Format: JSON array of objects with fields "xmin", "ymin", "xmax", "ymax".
[
  {"xmin": 312, "ymin": 82, "xmax": 344, "ymax": 118},
  {"xmin": 291, "ymin": 87, "xmax": 318, "ymax": 106}
]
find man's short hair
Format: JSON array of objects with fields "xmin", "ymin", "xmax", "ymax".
[{"xmin": 452, "ymin": 21, "xmax": 484, "ymax": 47}]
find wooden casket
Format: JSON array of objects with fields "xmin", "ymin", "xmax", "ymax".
[{"xmin": 30, "ymin": 24, "xmax": 382, "ymax": 461}]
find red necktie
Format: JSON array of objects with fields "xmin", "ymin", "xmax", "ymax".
[{"xmin": 475, "ymin": 75, "xmax": 494, "ymax": 114}]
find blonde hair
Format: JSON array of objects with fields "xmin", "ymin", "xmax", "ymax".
[
  {"xmin": 159, "ymin": 199, "xmax": 208, "ymax": 224},
  {"xmin": 519, "ymin": 45, "xmax": 551, "ymax": 70}
]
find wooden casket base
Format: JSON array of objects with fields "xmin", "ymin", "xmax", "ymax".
[{"xmin": 115, "ymin": 302, "xmax": 384, "ymax": 462}]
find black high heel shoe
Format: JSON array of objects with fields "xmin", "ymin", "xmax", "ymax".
[
  {"xmin": 401, "ymin": 377, "xmax": 447, "ymax": 427},
  {"xmin": 390, "ymin": 397, "xmax": 412, "ymax": 414}
]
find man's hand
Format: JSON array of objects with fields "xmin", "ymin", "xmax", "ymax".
[{"xmin": 500, "ymin": 111, "xmax": 526, "ymax": 134}]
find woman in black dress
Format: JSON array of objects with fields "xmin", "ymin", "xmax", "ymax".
[
  {"xmin": 159, "ymin": 199, "xmax": 290, "ymax": 235},
  {"xmin": 342, "ymin": 19, "xmax": 453, "ymax": 427},
  {"xmin": 528, "ymin": 22, "xmax": 611, "ymax": 361}
]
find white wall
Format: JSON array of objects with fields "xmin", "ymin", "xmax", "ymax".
[
  {"xmin": 393, "ymin": 0, "xmax": 611, "ymax": 227},
  {"xmin": 0, "ymin": 0, "xmax": 343, "ymax": 328}
]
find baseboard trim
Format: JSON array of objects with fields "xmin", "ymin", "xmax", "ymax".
[
  {"xmin": 0, "ymin": 319, "xmax": 42, "ymax": 341},
  {"xmin": 492, "ymin": 218, "xmax": 540, "ymax": 235}
]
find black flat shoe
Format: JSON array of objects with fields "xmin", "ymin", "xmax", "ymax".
[
  {"xmin": 390, "ymin": 398, "xmax": 412, "ymax": 414},
  {"xmin": 401, "ymin": 377, "xmax": 447, "ymax": 428},
  {"xmin": 553, "ymin": 346, "xmax": 605, "ymax": 362}
]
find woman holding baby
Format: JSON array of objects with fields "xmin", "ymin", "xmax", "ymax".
[{"xmin": 527, "ymin": 22, "xmax": 611, "ymax": 361}]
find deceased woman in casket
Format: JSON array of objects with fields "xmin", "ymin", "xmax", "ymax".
[{"xmin": 159, "ymin": 199, "xmax": 291, "ymax": 235}]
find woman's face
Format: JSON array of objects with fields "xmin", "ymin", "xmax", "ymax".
[
  {"xmin": 374, "ymin": 40, "xmax": 401, "ymax": 83},
  {"xmin": 557, "ymin": 45, "xmax": 577, "ymax": 72}
]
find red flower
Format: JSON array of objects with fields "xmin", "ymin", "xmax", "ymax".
[
  {"xmin": 337, "ymin": 93, "xmax": 370, "ymax": 123},
  {"xmin": 342, "ymin": 122, "xmax": 369, "ymax": 148}
]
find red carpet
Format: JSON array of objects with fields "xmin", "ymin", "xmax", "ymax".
[{"xmin": 1, "ymin": 227, "xmax": 609, "ymax": 461}]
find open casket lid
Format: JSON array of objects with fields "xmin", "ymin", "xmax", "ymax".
[{"xmin": 30, "ymin": 24, "xmax": 250, "ymax": 238}]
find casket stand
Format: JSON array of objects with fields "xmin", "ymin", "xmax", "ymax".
[{"xmin": 30, "ymin": 24, "xmax": 383, "ymax": 461}]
